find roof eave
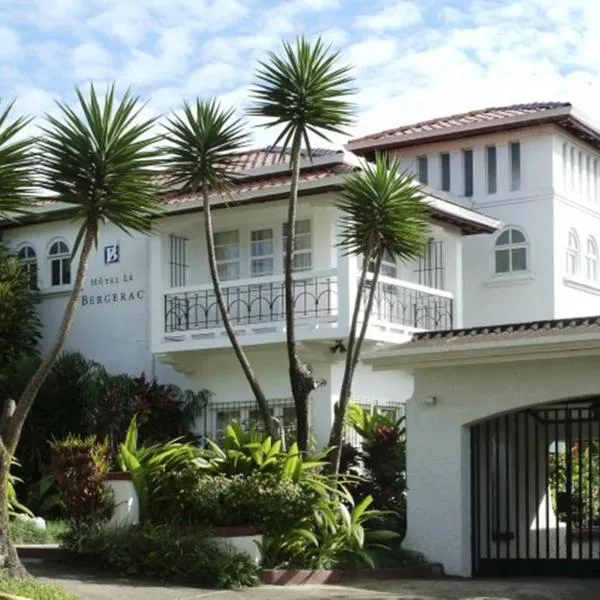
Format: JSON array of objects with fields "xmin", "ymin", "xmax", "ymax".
[{"xmin": 347, "ymin": 106, "xmax": 574, "ymax": 154}]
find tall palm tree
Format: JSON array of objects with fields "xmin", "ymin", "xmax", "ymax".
[
  {"xmin": 248, "ymin": 36, "xmax": 355, "ymax": 451},
  {"xmin": 162, "ymin": 99, "xmax": 277, "ymax": 439},
  {"xmin": 0, "ymin": 85, "xmax": 161, "ymax": 576},
  {"xmin": 0, "ymin": 101, "xmax": 35, "ymax": 219},
  {"xmin": 328, "ymin": 154, "xmax": 429, "ymax": 473}
]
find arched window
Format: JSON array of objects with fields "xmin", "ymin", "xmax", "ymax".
[
  {"xmin": 17, "ymin": 244, "xmax": 37, "ymax": 289},
  {"xmin": 494, "ymin": 227, "xmax": 528, "ymax": 274},
  {"xmin": 566, "ymin": 229, "xmax": 580, "ymax": 276},
  {"xmin": 586, "ymin": 236, "xmax": 598, "ymax": 281},
  {"xmin": 48, "ymin": 240, "xmax": 71, "ymax": 287}
]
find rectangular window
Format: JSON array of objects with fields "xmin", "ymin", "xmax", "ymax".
[
  {"xmin": 51, "ymin": 258, "xmax": 70, "ymax": 286},
  {"xmin": 169, "ymin": 234, "xmax": 188, "ymax": 288},
  {"xmin": 250, "ymin": 228, "xmax": 274, "ymax": 277},
  {"xmin": 283, "ymin": 219, "xmax": 312, "ymax": 271},
  {"xmin": 440, "ymin": 153, "xmax": 451, "ymax": 191},
  {"xmin": 509, "ymin": 141, "xmax": 521, "ymax": 191},
  {"xmin": 417, "ymin": 156, "xmax": 428, "ymax": 184},
  {"xmin": 214, "ymin": 230, "xmax": 240, "ymax": 281},
  {"xmin": 486, "ymin": 145, "xmax": 497, "ymax": 194},
  {"xmin": 463, "ymin": 149, "xmax": 473, "ymax": 197}
]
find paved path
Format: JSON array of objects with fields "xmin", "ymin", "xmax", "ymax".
[{"xmin": 28, "ymin": 563, "xmax": 600, "ymax": 600}]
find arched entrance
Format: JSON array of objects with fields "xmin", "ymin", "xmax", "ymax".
[{"xmin": 471, "ymin": 397, "xmax": 600, "ymax": 576}]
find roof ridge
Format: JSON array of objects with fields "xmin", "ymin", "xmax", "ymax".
[{"xmin": 349, "ymin": 101, "xmax": 572, "ymax": 145}]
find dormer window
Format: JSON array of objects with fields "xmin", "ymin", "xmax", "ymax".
[{"xmin": 48, "ymin": 240, "xmax": 71, "ymax": 287}]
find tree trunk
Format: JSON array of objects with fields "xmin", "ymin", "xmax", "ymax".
[
  {"xmin": 328, "ymin": 249, "xmax": 382, "ymax": 474},
  {"xmin": 0, "ymin": 225, "xmax": 96, "ymax": 575},
  {"xmin": 0, "ymin": 449, "xmax": 27, "ymax": 577},
  {"xmin": 285, "ymin": 131, "xmax": 317, "ymax": 452},
  {"xmin": 202, "ymin": 183, "xmax": 277, "ymax": 439}
]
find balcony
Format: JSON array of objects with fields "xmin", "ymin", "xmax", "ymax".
[{"xmin": 160, "ymin": 269, "xmax": 453, "ymax": 348}]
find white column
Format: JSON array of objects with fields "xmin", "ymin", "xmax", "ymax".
[
  {"xmin": 310, "ymin": 362, "xmax": 335, "ymax": 449},
  {"xmin": 335, "ymin": 211, "xmax": 357, "ymax": 337},
  {"xmin": 148, "ymin": 233, "xmax": 164, "ymax": 353}
]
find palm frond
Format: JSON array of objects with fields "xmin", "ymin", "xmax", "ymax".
[
  {"xmin": 162, "ymin": 98, "xmax": 250, "ymax": 193},
  {"xmin": 247, "ymin": 36, "xmax": 356, "ymax": 157},
  {"xmin": 337, "ymin": 153, "xmax": 429, "ymax": 261},
  {"xmin": 0, "ymin": 100, "xmax": 36, "ymax": 219},
  {"xmin": 37, "ymin": 84, "xmax": 162, "ymax": 254}
]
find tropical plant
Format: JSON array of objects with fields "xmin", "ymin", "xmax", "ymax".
[
  {"xmin": 7, "ymin": 458, "xmax": 32, "ymax": 518},
  {"xmin": 248, "ymin": 36, "xmax": 355, "ymax": 451},
  {"xmin": 328, "ymin": 154, "xmax": 428, "ymax": 472},
  {"xmin": 162, "ymin": 99, "xmax": 276, "ymax": 439},
  {"xmin": 0, "ymin": 84, "xmax": 161, "ymax": 575},
  {"xmin": 0, "ymin": 242, "xmax": 41, "ymax": 371},
  {"xmin": 117, "ymin": 415, "xmax": 202, "ymax": 519},
  {"xmin": 259, "ymin": 494, "xmax": 398, "ymax": 569},
  {"xmin": 50, "ymin": 435, "xmax": 114, "ymax": 525},
  {"xmin": 0, "ymin": 100, "xmax": 35, "ymax": 219},
  {"xmin": 0, "ymin": 576, "xmax": 79, "ymax": 600}
]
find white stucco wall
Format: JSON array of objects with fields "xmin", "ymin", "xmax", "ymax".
[
  {"xmin": 2, "ymin": 220, "xmax": 158, "ymax": 376},
  {"xmin": 401, "ymin": 354, "xmax": 600, "ymax": 576}
]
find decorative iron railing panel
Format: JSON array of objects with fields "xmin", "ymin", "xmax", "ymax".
[
  {"xmin": 164, "ymin": 273, "xmax": 338, "ymax": 333},
  {"xmin": 365, "ymin": 277, "xmax": 453, "ymax": 330}
]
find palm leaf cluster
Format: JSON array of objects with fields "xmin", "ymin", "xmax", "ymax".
[
  {"xmin": 248, "ymin": 36, "xmax": 356, "ymax": 155},
  {"xmin": 337, "ymin": 154, "xmax": 429, "ymax": 262},
  {"xmin": 37, "ymin": 85, "xmax": 161, "ymax": 253}
]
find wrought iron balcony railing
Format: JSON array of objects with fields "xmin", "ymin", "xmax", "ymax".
[
  {"xmin": 163, "ymin": 270, "xmax": 454, "ymax": 338},
  {"xmin": 364, "ymin": 274, "xmax": 454, "ymax": 331},
  {"xmin": 164, "ymin": 270, "xmax": 338, "ymax": 333}
]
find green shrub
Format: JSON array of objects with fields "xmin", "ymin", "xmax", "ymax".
[
  {"xmin": 148, "ymin": 470, "xmax": 316, "ymax": 535},
  {"xmin": 10, "ymin": 518, "xmax": 70, "ymax": 544},
  {"xmin": 61, "ymin": 523, "xmax": 258, "ymax": 588},
  {"xmin": 0, "ymin": 576, "xmax": 79, "ymax": 600},
  {"xmin": 50, "ymin": 435, "xmax": 114, "ymax": 525}
]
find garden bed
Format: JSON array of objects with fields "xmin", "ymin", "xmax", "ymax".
[{"xmin": 261, "ymin": 564, "xmax": 444, "ymax": 585}]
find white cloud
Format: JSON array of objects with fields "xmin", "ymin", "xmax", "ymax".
[
  {"xmin": 346, "ymin": 39, "xmax": 397, "ymax": 70},
  {"xmin": 72, "ymin": 41, "xmax": 115, "ymax": 81},
  {"xmin": 354, "ymin": 3, "xmax": 423, "ymax": 32},
  {"xmin": 0, "ymin": 25, "xmax": 21, "ymax": 61}
]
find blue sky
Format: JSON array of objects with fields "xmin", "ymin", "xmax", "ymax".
[{"xmin": 1, "ymin": 0, "xmax": 599, "ymax": 146}]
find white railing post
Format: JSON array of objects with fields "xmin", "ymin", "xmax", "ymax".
[
  {"xmin": 336, "ymin": 245, "xmax": 358, "ymax": 336},
  {"xmin": 149, "ymin": 233, "xmax": 164, "ymax": 347}
]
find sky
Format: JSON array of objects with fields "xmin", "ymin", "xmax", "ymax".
[{"xmin": 1, "ymin": 0, "xmax": 599, "ymax": 148}]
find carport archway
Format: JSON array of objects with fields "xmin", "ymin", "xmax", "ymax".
[{"xmin": 471, "ymin": 397, "xmax": 600, "ymax": 577}]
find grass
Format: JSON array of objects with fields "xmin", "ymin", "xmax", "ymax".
[
  {"xmin": 0, "ymin": 576, "xmax": 79, "ymax": 599},
  {"xmin": 10, "ymin": 519, "xmax": 70, "ymax": 545}
]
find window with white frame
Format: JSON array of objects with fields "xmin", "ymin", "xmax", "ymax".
[
  {"xmin": 250, "ymin": 228, "xmax": 274, "ymax": 277},
  {"xmin": 48, "ymin": 240, "xmax": 71, "ymax": 287},
  {"xmin": 586, "ymin": 236, "xmax": 598, "ymax": 281},
  {"xmin": 494, "ymin": 227, "xmax": 528, "ymax": 274},
  {"xmin": 566, "ymin": 228, "xmax": 580, "ymax": 276},
  {"xmin": 380, "ymin": 250, "xmax": 397, "ymax": 278},
  {"xmin": 283, "ymin": 219, "xmax": 312, "ymax": 271},
  {"xmin": 17, "ymin": 244, "xmax": 37, "ymax": 289},
  {"xmin": 416, "ymin": 156, "xmax": 428, "ymax": 184},
  {"xmin": 214, "ymin": 230, "xmax": 240, "ymax": 281}
]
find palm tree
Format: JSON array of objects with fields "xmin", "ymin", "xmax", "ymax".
[
  {"xmin": 328, "ymin": 154, "xmax": 429, "ymax": 473},
  {"xmin": 248, "ymin": 36, "xmax": 355, "ymax": 451},
  {"xmin": 0, "ymin": 101, "xmax": 35, "ymax": 219},
  {"xmin": 0, "ymin": 85, "xmax": 161, "ymax": 576},
  {"xmin": 162, "ymin": 99, "xmax": 277, "ymax": 439}
]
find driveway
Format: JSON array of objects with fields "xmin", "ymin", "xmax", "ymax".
[{"xmin": 29, "ymin": 563, "xmax": 599, "ymax": 600}]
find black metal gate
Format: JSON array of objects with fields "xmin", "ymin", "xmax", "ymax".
[{"xmin": 471, "ymin": 400, "xmax": 600, "ymax": 577}]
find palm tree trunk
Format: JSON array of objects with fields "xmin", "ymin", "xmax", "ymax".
[
  {"xmin": 202, "ymin": 183, "xmax": 277, "ymax": 439},
  {"xmin": 0, "ymin": 225, "xmax": 96, "ymax": 575},
  {"xmin": 285, "ymin": 130, "xmax": 315, "ymax": 452},
  {"xmin": 328, "ymin": 249, "xmax": 382, "ymax": 473},
  {"xmin": 0, "ymin": 449, "xmax": 27, "ymax": 577}
]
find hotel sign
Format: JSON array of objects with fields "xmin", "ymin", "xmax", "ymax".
[{"xmin": 81, "ymin": 272, "xmax": 145, "ymax": 306}]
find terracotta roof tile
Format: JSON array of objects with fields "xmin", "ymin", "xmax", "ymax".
[
  {"xmin": 348, "ymin": 102, "xmax": 572, "ymax": 147},
  {"xmin": 409, "ymin": 315, "xmax": 600, "ymax": 348}
]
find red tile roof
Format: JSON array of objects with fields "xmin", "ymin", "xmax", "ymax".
[{"xmin": 348, "ymin": 102, "xmax": 575, "ymax": 151}]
